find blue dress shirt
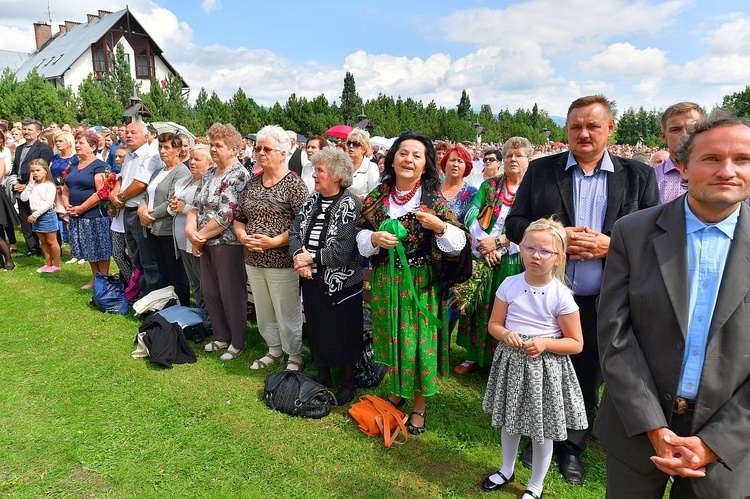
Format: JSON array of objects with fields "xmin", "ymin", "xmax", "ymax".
[
  {"xmin": 678, "ymin": 197, "xmax": 739, "ymax": 398},
  {"xmin": 565, "ymin": 151, "xmax": 614, "ymax": 296}
]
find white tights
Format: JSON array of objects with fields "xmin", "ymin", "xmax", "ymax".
[{"xmin": 495, "ymin": 429, "xmax": 553, "ymax": 496}]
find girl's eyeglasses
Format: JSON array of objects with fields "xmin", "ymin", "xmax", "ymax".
[{"xmin": 520, "ymin": 244, "xmax": 558, "ymax": 259}]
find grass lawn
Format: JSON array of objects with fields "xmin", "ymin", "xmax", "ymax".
[{"xmin": 0, "ymin": 234, "xmax": 612, "ymax": 498}]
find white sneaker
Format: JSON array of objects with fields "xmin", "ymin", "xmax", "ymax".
[
  {"xmin": 65, "ymin": 258, "xmax": 78, "ymax": 264},
  {"xmin": 78, "ymin": 259, "xmax": 87, "ymax": 265}
]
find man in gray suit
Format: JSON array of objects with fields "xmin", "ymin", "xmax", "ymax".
[{"xmin": 596, "ymin": 110, "xmax": 750, "ymax": 498}]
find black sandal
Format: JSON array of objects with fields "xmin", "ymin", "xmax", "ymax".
[
  {"xmin": 406, "ymin": 411, "xmax": 426, "ymax": 435},
  {"xmin": 387, "ymin": 396, "xmax": 406, "ymax": 410},
  {"xmin": 481, "ymin": 471, "xmax": 514, "ymax": 492}
]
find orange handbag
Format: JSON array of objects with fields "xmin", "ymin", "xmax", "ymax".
[{"xmin": 348, "ymin": 395, "xmax": 408, "ymax": 447}]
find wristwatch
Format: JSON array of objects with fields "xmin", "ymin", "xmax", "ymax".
[
  {"xmin": 494, "ymin": 235, "xmax": 503, "ymax": 248},
  {"xmin": 117, "ymin": 194, "xmax": 125, "ymax": 204}
]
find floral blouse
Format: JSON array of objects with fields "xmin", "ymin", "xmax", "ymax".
[
  {"xmin": 192, "ymin": 162, "xmax": 250, "ymax": 246},
  {"xmin": 443, "ymin": 183, "xmax": 477, "ymax": 224}
]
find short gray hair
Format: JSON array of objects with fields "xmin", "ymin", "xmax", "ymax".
[
  {"xmin": 312, "ymin": 148, "xmax": 354, "ymax": 189},
  {"xmin": 257, "ymin": 125, "xmax": 291, "ymax": 154}
]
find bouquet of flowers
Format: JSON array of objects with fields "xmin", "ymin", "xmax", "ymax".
[
  {"xmin": 56, "ymin": 166, "xmax": 69, "ymax": 186},
  {"xmin": 97, "ymin": 168, "xmax": 118, "ymax": 212}
]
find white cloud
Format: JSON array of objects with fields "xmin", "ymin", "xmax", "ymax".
[
  {"xmin": 201, "ymin": 0, "xmax": 222, "ymax": 14},
  {"xmin": 703, "ymin": 14, "xmax": 750, "ymax": 54},
  {"xmin": 584, "ymin": 43, "xmax": 668, "ymax": 78}
]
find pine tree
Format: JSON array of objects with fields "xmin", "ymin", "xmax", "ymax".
[
  {"xmin": 340, "ymin": 71, "xmax": 362, "ymax": 125},
  {"xmin": 457, "ymin": 90, "xmax": 472, "ymax": 121}
]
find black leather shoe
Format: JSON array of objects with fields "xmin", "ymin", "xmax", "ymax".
[
  {"xmin": 521, "ymin": 490, "xmax": 542, "ymax": 499},
  {"xmin": 520, "ymin": 441, "xmax": 533, "ymax": 469},
  {"xmin": 333, "ymin": 387, "xmax": 355, "ymax": 406},
  {"xmin": 481, "ymin": 471, "xmax": 514, "ymax": 492},
  {"xmin": 560, "ymin": 453, "xmax": 584, "ymax": 484},
  {"xmin": 21, "ymin": 250, "xmax": 41, "ymax": 257}
]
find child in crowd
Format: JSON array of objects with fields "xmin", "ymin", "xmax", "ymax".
[
  {"xmin": 481, "ymin": 218, "xmax": 587, "ymax": 499},
  {"xmin": 20, "ymin": 159, "xmax": 61, "ymax": 272}
]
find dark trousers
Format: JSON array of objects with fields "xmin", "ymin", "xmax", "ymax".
[
  {"xmin": 0, "ymin": 225, "xmax": 16, "ymax": 245},
  {"xmin": 17, "ymin": 199, "xmax": 39, "ymax": 253},
  {"xmin": 123, "ymin": 209, "xmax": 162, "ymax": 296},
  {"xmin": 200, "ymin": 244, "xmax": 247, "ymax": 348},
  {"xmin": 147, "ymin": 231, "xmax": 190, "ymax": 306},
  {"xmin": 560, "ymin": 294, "xmax": 602, "ymax": 455}
]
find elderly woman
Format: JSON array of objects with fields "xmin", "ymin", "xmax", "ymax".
[
  {"xmin": 345, "ymin": 128, "xmax": 380, "ymax": 200},
  {"xmin": 186, "ymin": 123, "xmax": 250, "ymax": 361},
  {"xmin": 357, "ymin": 131, "xmax": 468, "ymax": 435},
  {"xmin": 62, "ymin": 130, "xmax": 112, "ymax": 289},
  {"xmin": 169, "ymin": 144, "xmax": 214, "ymax": 322},
  {"xmin": 233, "ymin": 125, "xmax": 309, "ymax": 371},
  {"xmin": 289, "ymin": 148, "xmax": 363, "ymax": 404},
  {"xmin": 440, "ymin": 145, "xmax": 477, "ymax": 223},
  {"xmin": 301, "ymin": 135, "xmax": 328, "ymax": 192},
  {"xmin": 454, "ymin": 138, "xmax": 532, "ymax": 374},
  {"xmin": 138, "ymin": 133, "xmax": 191, "ymax": 305}
]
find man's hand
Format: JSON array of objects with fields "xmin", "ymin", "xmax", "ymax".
[
  {"xmin": 647, "ymin": 427, "xmax": 718, "ymax": 477},
  {"xmin": 566, "ymin": 226, "xmax": 609, "ymax": 260}
]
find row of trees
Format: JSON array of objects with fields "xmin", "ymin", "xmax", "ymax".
[{"xmin": 3, "ymin": 42, "xmax": 749, "ymax": 146}]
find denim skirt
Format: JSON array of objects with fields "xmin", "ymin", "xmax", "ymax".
[{"xmin": 32, "ymin": 209, "xmax": 59, "ymax": 233}]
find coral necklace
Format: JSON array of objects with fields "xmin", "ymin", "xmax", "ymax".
[
  {"xmin": 499, "ymin": 180, "xmax": 517, "ymax": 207},
  {"xmin": 391, "ymin": 179, "xmax": 422, "ymax": 206}
]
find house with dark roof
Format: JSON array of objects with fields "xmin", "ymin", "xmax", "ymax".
[{"xmin": 4, "ymin": 7, "xmax": 186, "ymax": 95}]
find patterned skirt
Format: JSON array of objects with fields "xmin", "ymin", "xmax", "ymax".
[
  {"xmin": 482, "ymin": 342, "xmax": 587, "ymax": 444},
  {"xmin": 370, "ymin": 263, "xmax": 448, "ymax": 397},
  {"xmin": 455, "ymin": 253, "xmax": 522, "ymax": 367},
  {"xmin": 69, "ymin": 216, "xmax": 112, "ymax": 262}
]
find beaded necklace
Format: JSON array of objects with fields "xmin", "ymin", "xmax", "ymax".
[
  {"xmin": 499, "ymin": 180, "xmax": 517, "ymax": 207},
  {"xmin": 391, "ymin": 179, "xmax": 422, "ymax": 206}
]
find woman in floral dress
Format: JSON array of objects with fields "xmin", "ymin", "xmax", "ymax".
[
  {"xmin": 454, "ymin": 138, "xmax": 532, "ymax": 374},
  {"xmin": 357, "ymin": 131, "xmax": 468, "ymax": 435}
]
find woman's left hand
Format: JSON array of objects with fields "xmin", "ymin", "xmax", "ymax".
[
  {"xmin": 296, "ymin": 263, "xmax": 313, "ymax": 280},
  {"xmin": 27, "ymin": 215, "xmax": 36, "ymax": 223},
  {"xmin": 415, "ymin": 210, "xmax": 447, "ymax": 234},
  {"xmin": 523, "ymin": 338, "xmax": 547, "ymax": 359}
]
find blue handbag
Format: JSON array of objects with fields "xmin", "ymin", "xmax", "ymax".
[{"xmin": 91, "ymin": 272, "xmax": 129, "ymax": 315}]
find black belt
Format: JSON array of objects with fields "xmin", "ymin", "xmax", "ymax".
[
  {"xmin": 674, "ymin": 396, "xmax": 696, "ymax": 415},
  {"xmin": 124, "ymin": 206, "xmax": 138, "ymax": 212}
]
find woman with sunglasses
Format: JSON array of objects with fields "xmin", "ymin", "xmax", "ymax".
[
  {"xmin": 234, "ymin": 125, "xmax": 308, "ymax": 371},
  {"xmin": 345, "ymin": 129, "xmax": 379, "ymax": 201},
  {"xmin": 454, "ymin": 138, "xmax": 532, "ymax": 375}
]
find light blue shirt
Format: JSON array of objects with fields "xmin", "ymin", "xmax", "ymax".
[
  {"xmin": 678, "ymin": 197, "xmax": 739, "ymax": 398},
  {"xmin": 565, "ymin": 151, "xmax": 614, "ymax": 296}
]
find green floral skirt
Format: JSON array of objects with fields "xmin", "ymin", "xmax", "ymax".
[
  {"xmin": 455, "ymin": 253, "xmax": 522, "ymax": 367},
  {"xmin": 370, "ymin": 264, "xmax": 448, "ymax": 397}
]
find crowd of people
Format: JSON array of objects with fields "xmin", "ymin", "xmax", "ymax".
[{"xmin": 1, "ymin": 94, "xmax": 748, "ymax": 498}]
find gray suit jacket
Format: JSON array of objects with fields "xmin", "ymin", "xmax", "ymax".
[{"xmin": 596, "ymin": 196, "xmax": 750, "ymax": 497}]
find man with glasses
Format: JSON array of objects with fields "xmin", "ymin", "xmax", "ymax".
[
  {"xmin": 506, "ymin": 95, "xmax": 660, "ymax": 484},
  {"xmin": 11, "ymin": 118, "xmax": 54, "ymax": 256}
]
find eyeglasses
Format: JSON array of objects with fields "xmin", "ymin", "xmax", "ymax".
[
  {"xmin": 520, "ymin": 244, "xmax": 558, "ymax": 259},
  {"xmin": 505, "ymin": 154, "xmax": 528, "ymax": 160},
  {"xmin": 254, "ymin": 146, "xmax": 279, "ymax": 154},
  {"xmin": 482, "ymin": 157, "xmax": 498, "ymax": 163},
  {"xmin": 346, "ymin": 141, "xmax": 362, "ymax": 148}
]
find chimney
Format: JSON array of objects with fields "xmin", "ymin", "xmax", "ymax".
[
  {"xmin": 33, "ymin": 22, "xmax": 52, "ymax": 50},
  {"xmin": 98, "ymin": 10, "xmax": 112, "ymax": 18},
  {"xmin": 87, "ymin": 14, "xmax": 98, "ymax": 23},
  {"xmin": 64, "ymin": 21, "xmax": 80, "ymax": 31},
  {"xmin": 59, "ymin": 24, "xmax": 66, "ymax": 33}
]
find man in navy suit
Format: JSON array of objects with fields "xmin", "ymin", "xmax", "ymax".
[
  {"xmin": 11, "ymin": 119, "xmax": 54, "ymax": 256},
  {"xmin": 506, "ymin": 95, "xmax": 660, "ymax": 484}
]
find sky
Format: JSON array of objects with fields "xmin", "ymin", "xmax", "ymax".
[{"xmin": 1, "ymin": 0, "xmax": 749, "ymax": 119}]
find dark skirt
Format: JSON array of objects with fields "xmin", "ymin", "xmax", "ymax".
[
  {"xmin": 301, "ymin": 277, "xmax": 363, "ymax": 368},
  {"xmin": 0, "ymin": 189, "xmax": 20, "ymax": 228}
]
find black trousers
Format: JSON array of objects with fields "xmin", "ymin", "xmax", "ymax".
[
  {"xmin": 17, "ymin": 199, "xmax": 39, "ymax": 253},
  {"xmin": 147, "ymin": 230, "xmax": 190, "ymax": 306},
  {"xmin": 560, "ymin": 294, "xmax": 602, "ymax": 455}
]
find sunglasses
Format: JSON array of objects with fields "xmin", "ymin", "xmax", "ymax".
[
  {"xmin": 482, "ymin": 157, "xmax": 498, "ymax": 163},
  {"xmin": 254, "ymin": 146, "xmax": 279, "ymax": 154},
  {"xmin": 346, "ymin": 141, "xmax": 362, "ymax": 148}
]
